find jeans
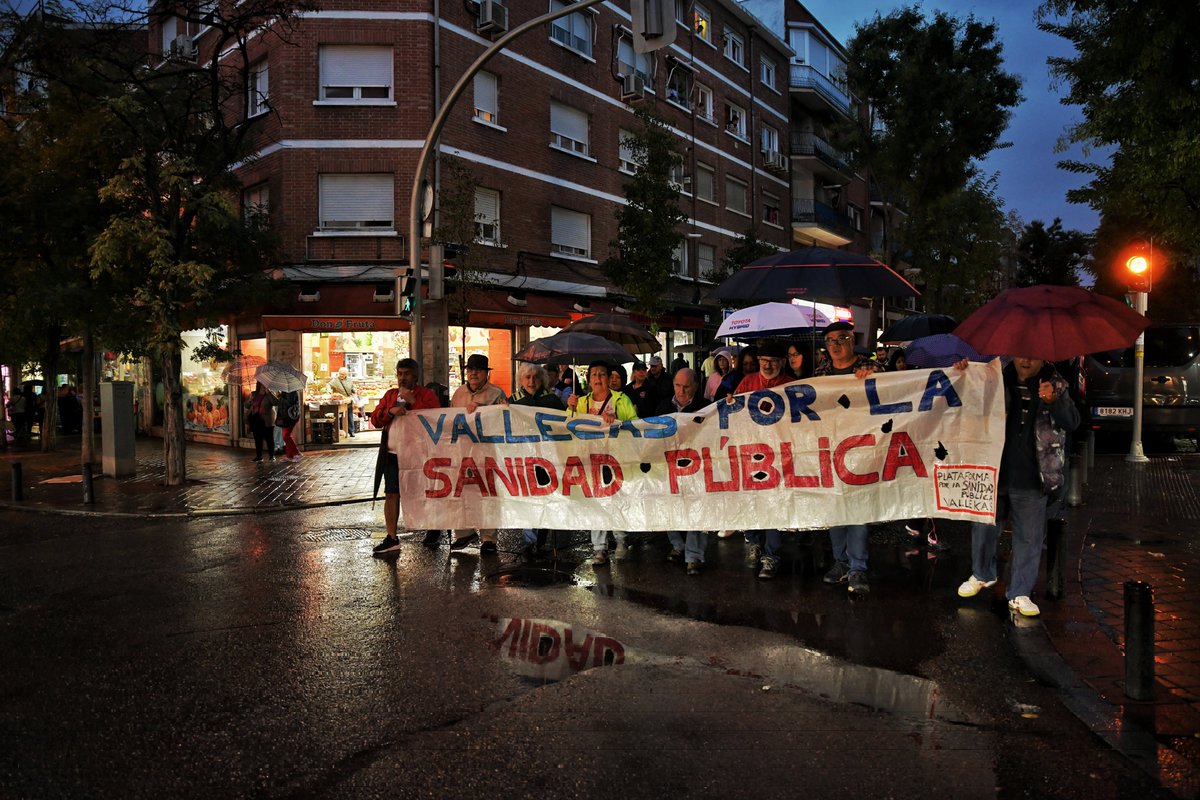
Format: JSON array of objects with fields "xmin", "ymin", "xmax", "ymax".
[
  {"xmin": 745, "ymin": 529, "xmax": 783, "ymax": 560},
  {"xmin": 829, "ymin": 525, "xmax": 869, "ymax": 572},
  {"xmin": 970, "ymin": 488, "xmax": 1048, "ymax": 599},
  {"xmin": 668, "ymin": 530, "xmax": 709, "ymax": 563},
  {"xmin": 591, "ymin": 530, "xmax": 627, "ymax": 550}
]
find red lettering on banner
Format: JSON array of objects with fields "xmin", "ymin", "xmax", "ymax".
[
  {"xmin": 524, "ymin": 457, "xmax": 558, "ymax": 496},
  {"xmin": 780, "ymin": 442, "xmax": 818, "ymax": 487},
  {"xmin": 512, "ymin": 457, "xmax": 530, "ymax": 494},
  {"xmin": 592, "ymin": 637, "xmax": 626, "ymax": 666},
  {"xmin": 590, "ymin": 454, "xmax": 622, "ymax": 497},
  {"xmin": 702, "ymin": 446, "xmax": 739, "ymax": 492},
  {"xmin": 666, "ymin": 449, "xmax": 701, "ymax": 493},
  {"xmin": 818, "ymin": 436, "xmax": 834, "ymax": 487},
  {"xmin": 834, "ymin": 435, "xmax": 879, "ymax": 485},
  {"xmin": 454, "ymin": 457, "xmax": 488, "ymax": 496},
  {"xmin": 528, "ymin": 623, "xmax": 561, "ymax": 664},
  {"xmin": 498, "ymin": 617, "xmax": 524, "ymax": 657},
  {"xmin": 882, "ymin": 431, "xmax": 927, "ymax": 480},
  {"xmin": 565, "ymin": 629, "xmax": 593, "ymax": 671},
  {"xmin": 484, "ymin": 457, "xmax": 519, "ymax": 496},
  {"xmin": 423, "ymin": 458, "xmax": 452, "ymax": 498},
  {"xmin": 739, "ymin": 443, "xmax": 781, "ymax": 490},
  {"xmin": 560, "ymin": 456, "xmax": 594, "ymax": 497}
]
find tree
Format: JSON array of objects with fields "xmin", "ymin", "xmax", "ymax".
[
  {"xmin": 709, "ymin": 226, "xmax": 776, "ymax": 288},
  {"xmin": 601, "ymin": 105, "xmax": 687, "ymax": 324},
  {"xmin": 903, "ymin": 176, "xmax": 1016, "ymax": 319},
  {"xmin": 1038, "ymin": 1, "xmax": 1200, "ymax": 260},
  {"xmin": 15, "ymin": 1, "xmax": 309, "ymax": 484},
  {"xmin": 840, "ymin": 7, "xmax": 1022, "ymax": 276},
  {"xmin": 1015, "ymin": 218, "xmax": 1090, "ymax": 287}
]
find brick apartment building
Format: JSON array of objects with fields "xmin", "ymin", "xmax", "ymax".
[{"xmin": 145, "ymin": 0, "xmax": 899, "ymax": 448}]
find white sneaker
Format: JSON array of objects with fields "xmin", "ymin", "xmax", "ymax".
[
  {"xmin": 591, "ymin": 549, "xmax": 609, "ymax": 566},
  {"xmin": 291, "ymin": 455, "xmax": 302, "ymax": 462},
  {"xmin": 1008, "ymin": 596, "xmax": 1041, "ymax": 617},
  {"xmin": 957, "ymin": 575, "xmax": 997, "ymax": 598}
]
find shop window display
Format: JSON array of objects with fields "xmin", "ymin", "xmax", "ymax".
[
  {"xmin": 181, "ymin": 327, "xmax": 231, "ymax": 434},
  {"xmin": 301, "ymin": 331, "xmax": 410, "ymax": 439}
]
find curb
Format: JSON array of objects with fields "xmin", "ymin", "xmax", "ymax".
[{"xmin": 0, "ymin": 494, "xmax": 375, "ymax": 520}]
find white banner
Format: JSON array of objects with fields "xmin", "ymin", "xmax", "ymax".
[{"xmin": 398, "ymin": 360, "xmax": 1005, "ymax": 531}]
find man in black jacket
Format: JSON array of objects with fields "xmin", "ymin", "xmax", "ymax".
[{"xmin": 655, "ymin": 368, "xmax": 709, "ymax": 575}]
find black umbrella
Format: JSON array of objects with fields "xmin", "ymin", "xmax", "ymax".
[
  {"xmin": 560, "ymin": 313, "xmax": 660, "ymax": 354},
  {"xmin": 514, "ymin": 332, "xmax": 634, "ymax": 366},
  {"xmin": 880, "ymin": 313, "xmax": 959, "ymax": 343},
  {"xmin": 711, "ymin": 246, "xmax": 920, "ymax": 302}
]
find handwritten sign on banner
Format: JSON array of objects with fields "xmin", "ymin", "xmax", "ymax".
[{"xmin": 397, "ymin": 360, "xmax": 1005, "ymax": 531}]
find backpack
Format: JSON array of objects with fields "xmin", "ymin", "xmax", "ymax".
[{"xmin": 279, "ymin": 391, "xmax": 301, "ymax": 425}]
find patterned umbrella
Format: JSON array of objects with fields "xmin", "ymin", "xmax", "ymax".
[
  {"xmin": 715, "ymin": 302, "xmax": 831, "ymax": 339},
  {"xmin": 220, "ymin": 355, "xmax": 266, "ymax": 386},
  {"xmin": 253, "ymin": 361, "xmax": 308, "ymax": 393},
  {"xmin": 561, "ymin": 313, "xmax": 660, "ymax": 354}
]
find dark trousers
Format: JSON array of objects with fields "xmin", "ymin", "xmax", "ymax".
[{"xmin": 249, "ymin": 416, "xmax": 275, "ymax": 459}]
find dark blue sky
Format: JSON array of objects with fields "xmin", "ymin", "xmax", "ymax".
[{"xmin": 797, "ymin": 0, "xmax": 1101, "ymax": 235}]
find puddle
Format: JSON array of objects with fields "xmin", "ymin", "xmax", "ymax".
[{"xmin": 493, "ymin": 615, "xmax": 966, "ymax": 722}]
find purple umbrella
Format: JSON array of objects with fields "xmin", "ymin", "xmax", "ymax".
[{"xmin": 904, "ymin": 334, "xmax": 986, "ymax": 369}]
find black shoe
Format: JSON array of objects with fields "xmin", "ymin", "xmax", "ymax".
[
  {"xmin": 372, "ymin": 535, "xmax": 402, "ymax": 555},
  {"xmin": 480, "ymin": 540, "xmax": 498, "ymax": 555},
  {"xmin": 422, "ymin": 530, "xmax": 442, "ymax": 546},
  {"xmin": 252, "ymin": 457, "xmax": 263, "ymax": 463},
  {"xmin": 450, "ymin": 533, "xmax": 479, "ymax": 550}
]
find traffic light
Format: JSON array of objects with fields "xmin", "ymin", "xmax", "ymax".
[
  {"xmin": 394, "ymin": 266, "xmax": 415, "ymax": 317},
  {"xmin": 1121, "ymin": 242, "xmax": 1153, "ymax": 292}
]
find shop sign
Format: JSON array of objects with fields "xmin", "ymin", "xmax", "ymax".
[
  {"xmin": 263, "ymin": 316, "xmax": 410, "ymax": 332},
  {"xmin": 468, "ymin": 311, "xmax": 572, "ymax": 328}
]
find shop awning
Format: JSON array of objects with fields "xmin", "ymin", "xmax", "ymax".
[
  {"xmin": 263, "ymin": 315, "xmax": 409, "ymax": 332},
  {"xmin": 466, "ymin": 290, "xmax": 576, "ymax": 328}
]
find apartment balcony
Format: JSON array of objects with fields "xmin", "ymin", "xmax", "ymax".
[
  {"xmin": 792, "ymin": 199, "xmax": 855, "ymax": 247},
  {"xmin": 790, "ymin": 132, "xmax": 854, "ymax": 182},
  {"xmin": 788, "ymin": 64, "xmax": 853, "ymax": 119}
]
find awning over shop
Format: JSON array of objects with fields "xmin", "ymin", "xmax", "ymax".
[
  {"xmin": 263, "ymin": 315, "xmax": 410, "ymax": 332},
  {"xmin": 465, "ymin": 290, "xmax": 575, "ymax": 328}
]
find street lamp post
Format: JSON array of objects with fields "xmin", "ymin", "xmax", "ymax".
[{"xmin": 1124, "ymin": 245, "xmax": 1152, "ymax": 463}]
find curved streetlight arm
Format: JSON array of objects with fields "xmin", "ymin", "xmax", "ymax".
[{"xmin": 406, "ymin": 0, "xmax": 609, "ymax": 370}]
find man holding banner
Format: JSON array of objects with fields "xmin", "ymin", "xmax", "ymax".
[
  {"xmin": 813, "ymin": 321, "xmax": 883, "ymax": 594},
  {"xmin": 450, "ymin": 354, "xmax": 509, "ymax": 554},
  {"xmin": 657, "ymin": 369, "xmax": 710, "ymax": 575},
  {"xmin": 734, "ymin": 341, "xmax": 793, "ymax": 580}
]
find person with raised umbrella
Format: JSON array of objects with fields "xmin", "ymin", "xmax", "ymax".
[
  {"xmin": 957, "ymin": 356, "xmax": 1079, "ymax": 618},
  {"xmin": 813, "ymin": 321, "xmax": 882, "ymax": 595}
]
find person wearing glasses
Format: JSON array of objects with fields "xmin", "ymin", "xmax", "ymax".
[
  {"xmin": 813, "ymin": 321, "xmax": 882, "ymax": 594},
  {"xmin": 733, "ymin": 341, "xmax": 792, "ymax": 579}
]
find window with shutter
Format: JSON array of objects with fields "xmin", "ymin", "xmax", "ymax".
[
  {"xmin": 725, "ymin": 176, "xmax": 748, "ymax": 215},
  {"xmin": 550, "ymin": 101, "xmax": 589, "ymax": 156},
  {"xmin": 318, "ymin": 45, "xmax": 393, "ymax": 102},
  {"xmin": 318, "ymin": 174, "xmax": 394, "ymax": 230},
  {"xmin": 550, "ymin": 207, "xmax": 590, "ymax": 258},
  {"xmin": 247, "ymin": 62, "xmax": 269, "ymax": 117},
  {"xmin": 698, "ymin": 243, "xmax": 716, "ymax": 276},
  {"xmin": 696, "ymin": 163, "xmax": 715, "ymax": 203},
  {"xmin": 473, "ymin": 71, "xmax": 498, "ymax": 124},
  {"xmin": 549, "ymin": 0, "xmax": 594, "ymax": 57},
  {"xmin": 618, "ymin": 129, "xmax": 637, "ymax": 174},
  {"xmin": 475, "ymin": 188, "xmax": 500, "ymax": 244}
]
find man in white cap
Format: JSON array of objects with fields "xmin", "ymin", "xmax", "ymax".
[{"xmin": 450, "ymin": 354, "xmax": 508, "ymax": 553}]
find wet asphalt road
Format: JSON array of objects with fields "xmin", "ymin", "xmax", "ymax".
[{"xmin": 0, "ymin": 506, "xmax": 1169, "ymax": 799}]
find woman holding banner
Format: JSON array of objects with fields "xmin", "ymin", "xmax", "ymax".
[
  {"xmin": 571, "ymin": 361, "xmax": 638, "ymax": 566},
  {"xmin": 511, "ymin": 364, "xmax": 567, "ymax": 561}
]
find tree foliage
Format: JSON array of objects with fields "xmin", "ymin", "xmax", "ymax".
[
  {"xmin": 1015, "ymin": 218, "xmax": 1090, "ymax": 287},
  {"xmin": 840, "ymin": 7, "xmax": 1022, "ymax": 273},
  {"xmin": 904, "ymin": 176, "xmax": 1017, "ymax": 319},
  {"xmin": 1038, "ymin": 1, "xmax": 1200, "ymax": 261},
  {"xmin": 601, "ymin": 105, "xmax": 687, "ymax": 324},
  {"xmin": 5, "ymin": 0, "xmax": 308, "ymax": 482}
]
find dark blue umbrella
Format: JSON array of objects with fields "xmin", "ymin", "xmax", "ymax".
[
  {"xmin": 711, "ymin": 246, "xmax": 920, "ymax": 302},
  {"xmin": 880, "ymin": 313, "xmax": 959, "ymax": 343},
  {"xmin": 905, "ymin": 334, "xmax": 985, "ymax": 369}
]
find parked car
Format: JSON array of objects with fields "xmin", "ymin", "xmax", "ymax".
[{"xmin": 1084, "ymin": 323, "xmax": 1200, "ymax": 443}]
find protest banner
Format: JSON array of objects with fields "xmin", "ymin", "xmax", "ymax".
[{"xmin": 397, "ymin": 360, "xmax": 1005, "ymax": 531}]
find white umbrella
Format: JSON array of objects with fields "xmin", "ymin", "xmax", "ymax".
[
  {"xmin": 254, "ymin": 361, "xmax": 308, "ymax": 393},
  {"xmin": 716, "ymin": 302, "xmax": 831, "ymax": 339}
]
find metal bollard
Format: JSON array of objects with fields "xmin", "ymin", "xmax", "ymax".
[
  {"xmin": 11, "ymin": 462, "xmax": 22, "ymax": 501},
  {"xmin": 1075, "ymin": 439, "xmax": 1088, "ymax": 487},
  {"xmin": 1045, "ymin": 519, "xmax": 1066, "ymax": 600},
  {"xmin": 82, "ymin": 463, "xmax": 94, "ymax": 505},
  {"xmin": 1124, "ymin": 581, "xmax": 1156, "ymax": 701},
  {"xmin": 1066, "ymin": 453, "xmax": 1083, "ymax": 507}
]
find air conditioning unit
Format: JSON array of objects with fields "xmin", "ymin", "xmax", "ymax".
[
  {"xmin": 621, "ymin": 73, "xmax": 645, "ymax": 102},
  {"xmin": 477, "ymin": 0, "xmax": 509, "ymax": 37},
  {"xmin": 764, "ymin": 150, "xmax": 788, "ymax": 171},
  {"xmin": 169, "ymin": 34, "xmax": 196, "ymax": 61}
]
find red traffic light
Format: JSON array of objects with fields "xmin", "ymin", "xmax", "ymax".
[{"xmin": 1118, "ymin": 243, "xmax": 1153, "ymax": 292}]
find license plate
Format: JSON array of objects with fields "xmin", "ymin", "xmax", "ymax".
[{"xmin": 1093, "ymin": 406, "xmax": 1133, "ymax": 418}]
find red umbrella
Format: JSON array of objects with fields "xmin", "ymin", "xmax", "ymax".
[{"xmin": 955, "ymin": 285, "xmax": 1151, "ymax": 361}]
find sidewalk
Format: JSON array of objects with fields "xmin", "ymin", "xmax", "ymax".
[
  {"xmin": 3, "ymin": 435, "xmax": 1198, "ymax": 792},
  {"xmin": 0, "ymin": 437, "xmax": 378, "ymax": 517}
]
